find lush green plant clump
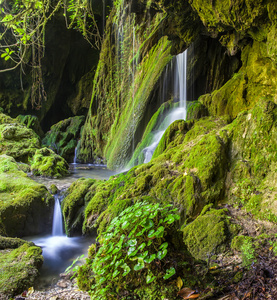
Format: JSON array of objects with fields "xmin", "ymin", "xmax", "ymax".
[{"xmin": 78, "ymin": 201, "xmax": 180, "ymax": 299}]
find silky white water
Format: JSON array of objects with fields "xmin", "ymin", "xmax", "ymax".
[
  {"xmin": 52, "ymin": 195, "xmax": 64, "ymax": 236},
  {"xmin": 143, "ymin": 50, "xmax": 188, "ymax": 163}
]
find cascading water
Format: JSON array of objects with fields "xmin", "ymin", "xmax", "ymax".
[
  {"xmin": 73, "ymin": 146, "xmax": 78, "ymax": 164},
  {"xmin": 143, "ymin": 50, "xmax": 188, "ymax": 163},
  {"xmin": 52, "ymin": 195, "xmax": 64, "ymax": 236}
]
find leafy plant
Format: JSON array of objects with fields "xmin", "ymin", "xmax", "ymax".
[
  {"xmin": 86, "ymin": 201, "xmax": 180, "ymax": 300},
  {"xmin": 65, "ymin": 254, "xmax": 85, "ymax": 278}
]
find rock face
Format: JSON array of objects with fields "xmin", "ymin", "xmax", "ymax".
[{"xmin": 0, "ymin": 155, "xmax": 54, "ymax": 237}]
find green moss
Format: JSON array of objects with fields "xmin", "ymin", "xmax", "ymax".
[
  {"xmin": 0, "ymin": 122, "xmax": 40, "ymax": 163},
  {"xmin": 42, "ymin": 116, "xmax": 85, "ymax": 162},
  {"xmin": 186, "ymin": 101, "xmax": 209, "ymax": 120},
  {"xmin": 0, "ymin": 154, "xmax": 54, "ymax": 237},
  {"xmin": 30, "ymin": 147, "xmax": 69, "ymax": 178},
  {"xmin": 0, "ymin": 241, "xmax": 43, "ymax": 298},
  {"xmin": 127, "ymin": 101, "xmax": 175, "ymax": 168},
  {"xmin": 62, "ymin": 178, "xmax": 98, "ymax": 236},
  {"xmin": 182, "ymin": 209, "xmax": 230, "ymax": 260},
  {"xmin": 231, "ymin": 235, "xmax": 256, "ymax": 267}
]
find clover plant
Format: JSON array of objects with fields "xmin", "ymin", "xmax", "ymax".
[{"xmin": 88, "ymin": 201, "xmax": 180, "ymax": 299}]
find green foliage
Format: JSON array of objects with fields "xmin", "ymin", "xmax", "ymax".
[
  {"xmin": 82, "ymin": 201, "xmax": 180, "ymax": 300},
  {"xmin": 65, "ymin": 254, "xmax": 85, "ymax": 278}
]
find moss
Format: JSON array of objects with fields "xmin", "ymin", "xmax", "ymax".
[
  {"xmin": 30, "ymin": 147, "xmax": 69, "ymax": 178},
  {"xmin": 182, "ymin": 209, "xmax": 230, "ymax": 260},
  {"xmin": 186, "ymin": 101, "xmax": 209, "ymax": 120},
  {"xmin": 231, "ymin": 235, "xmax": 256, "ymax": 267},
  {"xmin": 0, "ymin": 122, "xmax": 40, "ymax": 163},
  {"xmin": 61, "ymin": 178, "xmax": 98, "ymax": 236},
  {"xmin": 0, "ymin": 154, "xmax": 54, "ymax": 237},
  {"xmin": 105, "ymin": 36, "xmax": 173, "ymax": 170},
  {"xmin": 49, "ymin": 184, "xmax": 58, "ymax": 195},
  {"xmin": 0, "ymin": 241, "xmax": 43, "ymax": 298},
  {"xmin": 42, "ymin": 116, "xmax": 85, "ymax": 162},
  {"xmin": 0, "ymin": 236, "xmax": 32, "ymax": 250},
  {"xmin": 127, "ymin": 100, "xmax": 175, "ymax": 168}
]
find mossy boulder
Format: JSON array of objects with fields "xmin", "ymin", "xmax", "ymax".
[
  {"xmin": 30, "ymin": 147, "xmax": 69, "ymax": 178},
  {"xmin": 0, "ymin": 238, "xmax": 43, "ymax": 298},
  {"xmin": 16, "ymin": 114, "xmax": 44, "ymax": 138},
  {"xmin": 42, "ymin": 116, "xmax": 85, "ymax": 162},
  {"xmin": 182, "ymin": 208, "xmax": 231, "ymax": 260},
  {"xmin": 62, "ymin": 178, "xmax": 100, "ymax": 236},
  {"xmin": 0, "ymin": 154, "xmax": 54, "ymax": 237},
  {"xmin": 0, "ymin": 117, "xmax": 40, "ymax": 163},
  {"xmin": 82, "ymin": 116, "xmax": 230, "ymax": 234},
  {"xmin": 186, "ymin": 101, "xmax": 209, "ymax": 120}
]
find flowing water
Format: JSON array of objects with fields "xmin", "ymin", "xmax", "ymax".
[
  {"xmin": 27, "ymin": 164, "xmax": 115, "ymax": 289},
  {"xmin": 143, "ymin": 50, "xmax": 188, "ymax": 163},
  {"xmin": 52, "ymin": 194, "xmax": 63, "ymax": 236}
]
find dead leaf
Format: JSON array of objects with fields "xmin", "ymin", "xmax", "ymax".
[
  {"xmin": 27, "ymin": 287, "xmax": 34, "ymax": 295},
  {"xmin": 177, "ymin": 277, "xmax": 183, "ymax": 290},
  {"xmin": 177, "ymin": 287, "xmax": 200, "ymax": 299}
]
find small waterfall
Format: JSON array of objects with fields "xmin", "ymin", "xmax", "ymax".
[
  {"xmin": 52, "ymin": 195, "xmax": 64, "ymax": 236},
  {"xmin": 73, "ymin": 146, "xmax": 78, "ymax": 164},
  {"xmin": 143, "ymin": 50, "xmax": 188, "ymax": 163}
]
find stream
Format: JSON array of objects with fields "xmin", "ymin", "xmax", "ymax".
[{"xmin": 26, "ymin": 164, "xmax": 116, "ymax": 290}]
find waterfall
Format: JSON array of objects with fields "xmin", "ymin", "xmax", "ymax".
[
  {"xmin": 143, "ymin": 50, "xmax": 188, "ymax": 163},
  {"xmin": 52, "ymin": 195, "xmax": 64, "ymax": 236}
]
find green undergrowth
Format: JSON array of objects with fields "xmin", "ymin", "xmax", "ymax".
[{"xmin": 78, "ymin": 201, "xmax": 182, "ymax": 300}]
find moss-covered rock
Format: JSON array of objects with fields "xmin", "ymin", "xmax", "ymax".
[
  {"xmin": 42, "ymin": 115, "xmax": 85, "ymax": 162},
  {"xmin": 30, "ymin": 147, "xmax": 69, "ymax": 178},
  {"xmin": 81, "ymin": 116, "xmax": 230, "ymax": 235},
  {"xmin": 225, "ymin": 99, "xmax": 277, "ymax": 221},
  {"xmin": 0, "ymin": 117, "xmax": 40, "ymax": 163},
  {"xmin": 0, "ymin": 155, "xmax": 54, "ymax": 237},
  {"xmin": 62, "ymin": 178, "xmax": 100, "ymax": 236},
  {"xmin": 0, "ymin": 239, "xmax": 43, "ymax": 298},
  {"xmin": 182, "ymin": 208, "xmax": 231, "ymax": 260},
  {"xmin": 186, "ymin": 101, "xmax": 209, "ymax": 120}
]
